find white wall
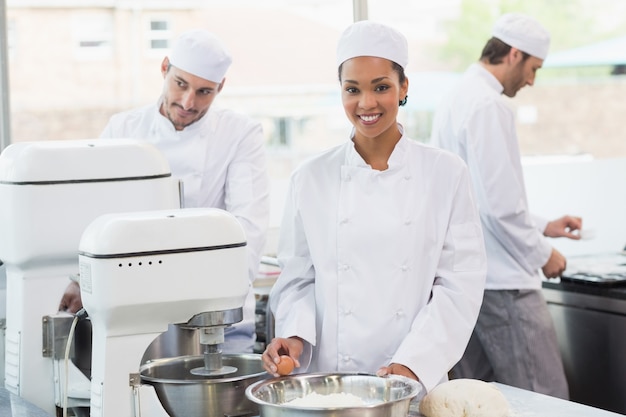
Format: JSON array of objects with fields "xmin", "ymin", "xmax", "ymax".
[
  {"xmin": 523, "ymin": 157, "xmax": 626, "ymax": 257},
  {"xmin": 264, "ymin": 179, "xmax": 289, "ymax": 257}
]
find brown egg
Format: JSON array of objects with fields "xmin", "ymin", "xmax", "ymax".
[{"xmin": 276, "ymin": 355, "xmax": 295, "ymax": 375}]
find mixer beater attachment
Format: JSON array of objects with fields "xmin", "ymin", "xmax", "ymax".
[
  {"xmin": 190, "ymin": 328, "xmax": 237, "ymax": 377},
  {"xmin": 186, "ymin": 310, "xmax": 243, "ymax": 377}
]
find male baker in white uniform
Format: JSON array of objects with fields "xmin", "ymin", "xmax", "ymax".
[
  {"xmin": 430, "ymin": 13, "xmax": 582, "ymax": 398},
  {"xmin": 60, "ymin": 29, "xmax": 269, "ymax": 353}
]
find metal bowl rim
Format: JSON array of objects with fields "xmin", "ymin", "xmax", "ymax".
[
  {"xmin": 244, "ymin": 372, "xmax": 422, "ymax": 409},
  {"xmin": 140, "ymin": 353, "xmax": 268, "ymax": 385}
]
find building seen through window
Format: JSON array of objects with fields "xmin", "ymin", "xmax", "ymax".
[
  {"xmin": 148, "ymin": 19, "xmax": 171, "ymax": 50},
  {"xmin": 3, "ymin": 0, "xmax": 626, "ymax": 173}
]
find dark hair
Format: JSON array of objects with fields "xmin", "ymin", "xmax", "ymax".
[
  {"xmin": 337, "ymin": 60, "xmax": 407, "ymax": 84},
  {"xmin": 480, "ymin": 37, "xmax": 530, "ymax": 65}
]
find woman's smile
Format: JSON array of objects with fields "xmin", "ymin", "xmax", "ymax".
[{"xmin": 359, "ymin": 113, "xmax": 382, "ymax": 124}]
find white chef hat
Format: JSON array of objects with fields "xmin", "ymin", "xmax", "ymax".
[
  {"xmin": 492, "ymin": 13, "xmax": 551, "ymax": 60},
  {"xmin": 336, "ymin": 20, "xmax": 408, "ymax": 69},
  {"xmin": 169, "ymin": 29, "xmax": 232, "ymax": 83}
]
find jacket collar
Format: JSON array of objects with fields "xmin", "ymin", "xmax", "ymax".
[
  {"xmin": 345, "ymin": 123, "xmax": 408, "ymax": 171},
  {"xmin": 468, "ymin": 63, "xmax": 504, "ymax": 94}
]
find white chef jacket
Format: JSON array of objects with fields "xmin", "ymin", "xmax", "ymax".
[
  {"xmin": 430, "ymin": 64, "xmax": 552, "ymax": 290},
  {"xmin": 270, "ymin": 127, "xmax": 487, "ymax": 392},
  {"xmin": 101, "ymin": 98, "xmax": 270, "ymax": 352}
]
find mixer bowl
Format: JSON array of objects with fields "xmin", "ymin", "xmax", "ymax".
[
  {"xmin": 139, "ymin": 353, "xmax": 268, "ymax": 417},
  {"xmin": 245, "ymin": 373, "xmax": 424, "ymax": 417}
]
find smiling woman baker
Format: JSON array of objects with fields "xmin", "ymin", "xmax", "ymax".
[{"xmin": 261, "ymin": 20, "xmax": 488, "ymax": 393}]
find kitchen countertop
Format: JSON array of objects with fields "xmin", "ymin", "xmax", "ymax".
[
  {"xmin": 3, "ymin": 382, "xmax": 624, "ymax": 417},
  {"xmin": 408, "ymin": 383, "xmax": 624, "ymax": 416},
  {"xmin": 542, "ymin": 252, "xmax": 626, "ymax": 301},
  {"xmin": 542, "ymin": 278, "xmax": 626, "ymax": 303},
  {"xmin": 493, "ymin": 383, "xmax": 624, "ymax": 417},
  {"xmin": 1, "ymin": 386, "xmax": 52, "ymax": 417}
]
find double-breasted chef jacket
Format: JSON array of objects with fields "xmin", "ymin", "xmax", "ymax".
[
  {"xmin": 270, "ymin": 125, "xmax": 487, "ymax": 392},
  {"xmin": 430, "ymin": 64, "xmax": 553, "ymax": 290}
]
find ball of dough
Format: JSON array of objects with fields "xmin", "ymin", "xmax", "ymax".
[{"xmin": 419, "ymin": 379, "xmax": 510, "ymax": 417}]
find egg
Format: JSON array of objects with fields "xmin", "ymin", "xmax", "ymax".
[{"xmin": 276, "ymin": 355, "xmax": 295, "ymax": 375}]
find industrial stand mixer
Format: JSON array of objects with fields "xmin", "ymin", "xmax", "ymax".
[
  {"xmin": 0, "ymin": 139, "xmax": 181, "ymax": 414},
  {"xmin": 78, "ymin": 208, "xmax": 266, "ymax": 417}
]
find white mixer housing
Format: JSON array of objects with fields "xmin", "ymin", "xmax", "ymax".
[
  {"xmin": 0, "ymin": 139, "xmax": 180, "ymax": 413},
  {"xmin": 0, "ymin": 139, "xmax": 180, "ymax": 267},
  {"xmin": 79, "ymin": 208, "xmax": 249, "ymax": 335},
  {"xmin": 78, "ymin": 208, "xmax": 249, "ymax": 417}
]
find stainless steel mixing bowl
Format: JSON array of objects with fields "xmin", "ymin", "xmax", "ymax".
[
  {"xmin": 245, "ymin": 373, "xmax": 424, "ymax": 417},
  {"xmin": 139, "ymin": 353, "xmax": 268, "ymax": 417}
]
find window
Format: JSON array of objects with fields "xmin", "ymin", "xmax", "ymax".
[
  {"xmin": 7, "ymin": 19, "xmax": 16, "ymax": 57},
  {"xmin": 7, "ymin": 1, "xmax": 626, "ymax": 159},
  {"xmin": 367, "ymin": 0, "xmax": 626, "ymax": 159},
  {"xmin": 71, "ymin": 13, "xmax": 113, "ymax": 60},
  {"xmin": 147, "ymin": 19, "xmax": 172, "ymax": 52}
]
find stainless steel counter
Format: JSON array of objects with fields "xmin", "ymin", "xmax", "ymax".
[
  {"xmin": 408, "ymin": 383, "xmax": 623, "ymax": 416},
  {"xmin": 3, "ymin": 383, "xmax": 623, "ymax": 417},
  {"xmin": 493, "ymin": 383, "xmax": 624, "ymax": 417},
  {"xmin": 543, "ymin": 275, "xmax": 626, "ymax": 414},
  {"xmin": 1, "ymin": 386, "xmax": 52, "ymax": 417}
]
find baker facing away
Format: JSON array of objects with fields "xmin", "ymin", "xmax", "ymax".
[{"xmin": 430, "ymin": 13, "xmax": 582, "ymax": 399}]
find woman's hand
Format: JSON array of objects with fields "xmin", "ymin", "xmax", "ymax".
[
  {"xmin": 376, "ymin": 362, "xmax": 419, "ymax": 381},
  {"xmin": 262, "ymin": 336, "xmax": 303, "ymax": 376}
]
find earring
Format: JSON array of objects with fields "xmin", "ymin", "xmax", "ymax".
[{"xmin": 399, "ymin": 95, "xmax": 408, "ymax": 106}]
